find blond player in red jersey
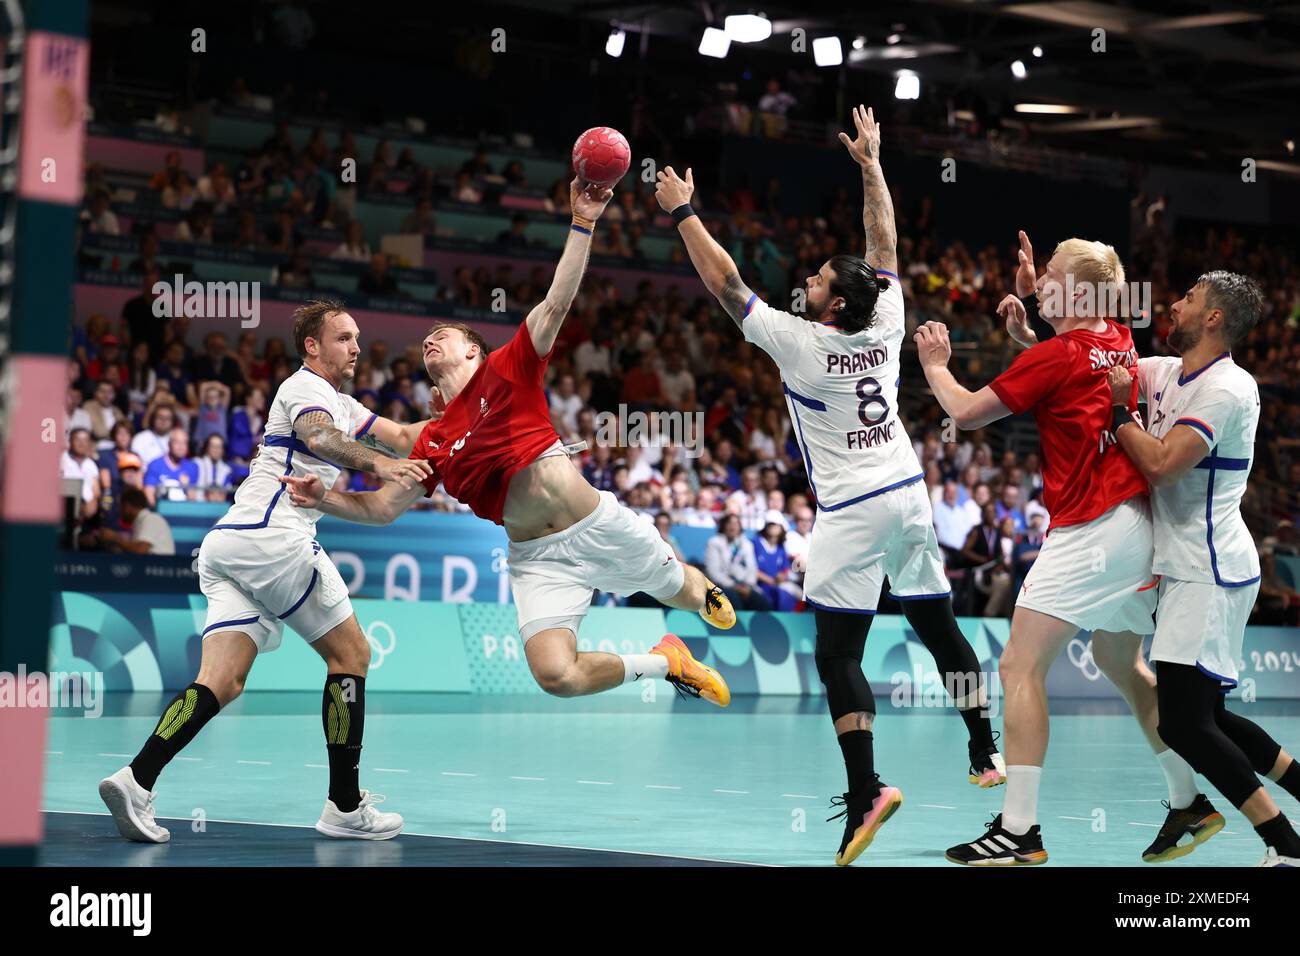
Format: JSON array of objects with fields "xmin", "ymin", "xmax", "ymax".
[
  {"xmin": 915, "ymin": 236, "xmax": 1207, "ymax": 865},
  {"xmin": 281, "ymin": 179, "xmax": 734, "ymax": 705}
]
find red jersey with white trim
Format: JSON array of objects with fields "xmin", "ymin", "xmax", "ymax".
[
  {"xmin": 988, "ymin": 319, "xmax": 1147, "ymax": 529},
  {"xmin": 407, "ymin": 324, "xmax": 560, "ymax": 525}
]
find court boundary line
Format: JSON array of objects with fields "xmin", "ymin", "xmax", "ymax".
[{"xmin": 42, "ymin": 809, "xmax": 775, "ymax": 867}]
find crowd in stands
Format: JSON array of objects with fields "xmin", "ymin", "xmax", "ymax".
[{"xmin": 68, "ymin": 116, "xmax": 1300, "ymax": 622}]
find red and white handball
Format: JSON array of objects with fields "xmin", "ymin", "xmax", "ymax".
[{"xmin": 571, "ymin": 126, "xmax": 631, "ymax": 187}]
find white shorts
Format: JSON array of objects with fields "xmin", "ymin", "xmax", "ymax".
[
  {"xmin": 803, "ymin": 477, "xmax": 950, "ymax": 614},
  {"xmin": 1016, "ymin": 496, "xmax": 1158, "ymax": 635},
  {"xmin": 1151, "ymin": 576, "xmax": 1257, "ymax": 688},
  {"xmin": 197, "ymin": 526, "xmax": 354, "ymax": 653},
  {"xmin": 508, "ymin": 490, "xmax": 685, "ymax": 641}
]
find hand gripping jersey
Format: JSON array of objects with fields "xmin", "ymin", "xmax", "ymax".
[
  {"xmin": 408, "ymin": 323, "xmax": 561, "ymax": 525},
  {"xmin": 988, "ymin": 319, "xmax": 1148, "ymax": 529},
  {"xmin": 1136, "ymin": 353, "xmax": 1261, "ymax": 586},
  {"xmin": 213, "ymin": 365, "xmax": 377, "ymax": 535},
  {"xmin": 741, "ymin": 276, "xmax": 925, "ymax": 511}
]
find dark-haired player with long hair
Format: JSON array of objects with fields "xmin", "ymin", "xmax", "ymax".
[{"xmin": 656, "ymin": 105, "xmax": 1002, "ymax": 866}]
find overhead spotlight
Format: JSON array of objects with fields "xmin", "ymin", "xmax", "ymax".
[
  {"xmin": 1287, "ymin": 139, "xmax": 1296, "ymax": 155},
  {"xmin": 1014, "ymin": 103, "xmax": 1082, "ymax": 114},
  {"xmin": 1011, "ymin": 59, "xmax": 1027, "ymax": 80},
  {"xmin": 699, "ymin": 26, "xmax": 730, "ymax": 58},
  {"xmin": 724, "ymin": 14, "xmax": 772, "ymax": 43},
  {"xmin": 606, "ymin": 29, "xmax": 625, "ymax": 58},
  {"xmin": 853, "ymin": 35, "xmax": 866, "ymax": 50},
  {"xmin": 895, "ymin": 71, "xmax": 920, "ymax": 100},
  {"xmin": 886, "ymin": 33, "xmax": 901, "ymax": 45},
  {"xmin": 1032, "ymin": 45, "xmax": 1044, "ymax": 58},
  {"xmin": 813, "ymin": 36, "xmax": 843, "ymax": 67}
]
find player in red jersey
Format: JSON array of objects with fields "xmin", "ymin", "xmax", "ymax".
[
  {"xmin": 281, "ymin": 178, "xmax": 735, "ymax": 706},
  {"xmin": 913, "ymin": 236, "xmax": 1204, "ymax": 865}
]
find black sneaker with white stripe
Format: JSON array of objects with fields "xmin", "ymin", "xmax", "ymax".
[{"xmin": 946, "ymin": 813, "xmax": 1049, "ymax": 866}]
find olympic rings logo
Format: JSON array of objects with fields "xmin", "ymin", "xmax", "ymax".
[
  {"xmin": 1067, "ymin": 637, "xmax": 1101, "ymax": 681},
  {"xmin": 365, "ymin": 621, "xmax": 397, "ymax": 669}
]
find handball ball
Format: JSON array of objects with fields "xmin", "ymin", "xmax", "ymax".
[{"xmin": 572, "ymin": 126, "xmax": 631, "ymax": 187}]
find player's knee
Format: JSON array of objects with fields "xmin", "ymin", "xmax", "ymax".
[
  {"xmin": 1156, "ymin": 713, "xmax": 1195, "ymax": 754},
  {"xmin": 210, "ymin": 673, "xmax": 245, "ymax": 706},
  {"xmin": 997, "ymin": 641, "xmax": 1035, "ymax": 688},
  {"xmin": 533, "ymin": 664, "xmax": 581, "ymax": 698}
]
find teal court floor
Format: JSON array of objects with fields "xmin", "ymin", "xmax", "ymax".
[{"xmin": 39, "ymin": 693, "xmax": 1300, "ymax": 867}]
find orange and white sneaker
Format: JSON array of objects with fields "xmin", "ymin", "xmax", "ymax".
[
  {"xmin": 700, "ymin": 583, "xmax": 736, "ymax": 629},
  {"xmin": 829, "ymin": 779, "xmax": 904, "ymax": 866},
  {"xmin": 651, "ymin": 633, "xmax": 731, "ymax": 707}
]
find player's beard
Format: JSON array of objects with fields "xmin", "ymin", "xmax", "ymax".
[{"xmin": 1167, "ymin": 320, "xmax": 1201, "ymax": 355}]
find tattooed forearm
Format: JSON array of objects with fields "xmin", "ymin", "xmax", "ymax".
[
  {"xmin": 718, "ymin": 272, "xmax": 756, "ymax": 329},
  {"xmin": 860, "ymin": 159, "xmax": 898, "ymax": 274},
  {"xmin": 358, "ymin": 431, "xmax": 400, "ymax": 457},
  {"xmin": 297, "ymin": 410, "xmax": 386, "ymax": 473}
]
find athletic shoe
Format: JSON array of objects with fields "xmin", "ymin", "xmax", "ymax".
[
  {"xmin": 651, "ymin": 633, "xmax": 731, "ymax": 707},
  {"xmin": 315, "ymin": 790, "xmax": 404, "ymax": 840},
  {"xmin": 98, "ymin": 766, "xmax": 171, "ymax": 844},
  {"xmin": 969, "ymin": 736, "xmax": 1007, "ymax": 788},
  {"xmin": 1258, "ymin": 847, "xmax": 1298, "ymax": 867},
  {"xmin": 1141, "ymin": 794, "xmax": 1225, "ymax": 863},
  {"xmin": 700, "ymin": 583, "xmax": 736, "ymax": 630},
  {"xmin": 828, "ymin": 776, "xmax": 903, "ymax": 866},
  {"xmin": 946, "ymin": 813, "xmax": 1049, "ymax": 865}
]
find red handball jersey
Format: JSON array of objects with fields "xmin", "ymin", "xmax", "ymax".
[
  {"xmin": 988, "ymin": 319, "xmax": 1148, "ymax": 529},
  {"xmin": 407, "ymin": 323, "xmax": 561, "ymax": 525}
]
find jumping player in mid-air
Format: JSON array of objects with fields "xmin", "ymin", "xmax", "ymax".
[
  {"xmin": 654, "ymin": 105, "xmax": 1004, "ymax": 867},
  {"xmin": 100, "ymin": 300, "xmax": 436, "ymax": 844},
  {"xmin": 282, "ymin": 177, "xmax": 735, "ymax": 707}
]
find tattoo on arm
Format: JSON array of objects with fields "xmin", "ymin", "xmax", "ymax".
[
  {"xmin": 718, "ymin": 272, "xmax": 756, "ymax": 329},
  {"xmin": 860, "ymin": 161, "xmax": 898, "ymax": 274},
  {"xmin": 296, "ymin": 410, "xmax": 386, "ymax": 474},
  {"xmin": 357, "ymin": 431, "xmax": 399, "ymax": 457}
]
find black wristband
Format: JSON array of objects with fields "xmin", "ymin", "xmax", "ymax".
[
  {"xmin": 671, "ymin": 203, "xmax": 697, "ymax": 225},
  {"xmin": 1021, "ymin": 293, "xmax": 1056, "ymax": 343},
  {"xmin": 1112, "ymin": 405, "xmax": 1135, "ymax": 433}
]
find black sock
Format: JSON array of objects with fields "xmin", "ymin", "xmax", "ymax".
[
  {"xmin": 1254, "ymin": 812, "xmax": 1300, "ymax": 857},
  {"xmin": 838, "ymin": 730, "xmax": 877, "ymax": 800},
  {"xmin": 1278, "ymin": 759, "xmax": 1300, "ymax": 802},
  {"xmin": 961, "ymin": 706, "xmax": 996, "ymax": 753},
  {"xmin": 900, "ymin": 596, "xmax": 995, "ymax": 750},
  {"xmin": 130, "ymin": 683, "xmax": 221, "ymax": 791},
  {"xmin": 323, "ymin": 673, "xmax": 365, "ymax": 813}
]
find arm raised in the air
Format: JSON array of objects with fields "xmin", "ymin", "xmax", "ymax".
[
  {"xmin": 837, "ymin": 104, "xmax": 898, "ymax": 276},
  {"xmin": 526, "ymin": 178, "xmax": 613, "ymax": 357},
  {"xmin": 655, "ymin": 165, "xmax": 756, "ymax": 329},
  {"xmin": 914, "ymin": 321, "xmax": 1012, "ymax": 430}
]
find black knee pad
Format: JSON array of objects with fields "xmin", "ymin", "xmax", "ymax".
[
  {"xmin": 1215, "ymin": 696, "xmax": 1283, "ymax": 775},
  {"xmin": 815, "ymin": 610, "xmax": 875, "ymax": 721}
]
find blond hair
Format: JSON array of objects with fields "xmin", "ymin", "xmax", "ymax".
[{"xmin": 1053, "ymin": 238, "xmax": 1125, "ymax": 289}]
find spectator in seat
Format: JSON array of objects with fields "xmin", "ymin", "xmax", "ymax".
[
  {"xmin": 195, "ymin": 433, "xmax": 234, "ymax": 493},
  {"xmin": 143, "ymin": 427, "xmax": 200, "ymax": 505},
  {"xmin": 496, "ymin": 212, "xmax": 530, "ymax": 249},
  {"xmin": 82, "ymin": 189, "xmax": 120, "ymax": 236},
  {"xmin": 753, "ymin": 511, "xmax": 798, "ymax": 611},
  {"xmin": 131, "ymin": 403, "xmax": 177, "ymax": 468},
  {"xmin": 358, "ymin": 252, "xmax": 399, "ymax": 296},
  {"xmin": 227, "ymin": 386, "xmax": 266, "ymax": 464},
  {"xmin": 193, "ymin": 380, "xmax": 231, "ymax": 448},
  {"xmin": 401, "ymin": 197, "xmax": 437, "ymax": 236},
  {"xmin": 85, "ymin": 335, "xmax": 128, "ymax": 391},
  {"xmin": 99, "ymin": 487, "xmax": 175, "ymax": 556},
  {"xmin": 65, "ymin": 386, "xmax": 93, "ymax": 438},
  {"xmin": 705, "ymin": 513, "xmax": 771, "ymax": 611},
  {"xmin": 82, "ymin": 379, "xmax": 126, "ymax": 449},
  {"xmin": 192, "ymin": 332, "xmax": 245, "ymax": 391},
  {"xmin": 122, "ymin": 268, "xmax": 168, "ymax": 365},
  {"xmin": 330, "ymin": 220, "xmax": 371, "ymax": 262},
  {"xmin": 62, "ymin": 428, "xmax": 101, "ymax": 519}
]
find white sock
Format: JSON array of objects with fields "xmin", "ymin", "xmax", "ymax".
[
  {"xmin": 1157, "ymin": 748, "xmax": 1197, "ymax": 810},
  {"xmin": 621, "ymin": 654, "xmax": 669, "ymax": 684},
  {"xmin": 1002, "ymin": 765, "xmax": 1042, "ymax": 835}
]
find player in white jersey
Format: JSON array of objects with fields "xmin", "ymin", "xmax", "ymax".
[
  {"xmin": 99, "ymin": 299, "xmax": 433, "ymax": 845},
  {"xmin": 657, "ymin": 105, "xmax": 1004, "ymax": 866},
  {"xmin": 1108, "ymin": 271, "xmax": 1300, "ymax": 866}
]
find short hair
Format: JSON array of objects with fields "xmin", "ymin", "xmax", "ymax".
[
  {"xmin": 427, "ymin": 322, "xmax": 491, "ymax": 365},
  {"xmin": 827, "ymin": 255, "xmax": 891, "ymax": 333},
  {"xmin": 293, "ymin": 298, "xmax": 349, "ymax": 357},
  {"xmin": 1053, "ymin": 238, "xmax": 1125, "ymax": 289},
  {"xmin": 1196, "ymin": 271, "xmax": 1263, "ymax": 348},
  {"xmin": 68, "ymin": 427, "xmax": 91, "ymax": 444},
  {"xmin": 121, "ymin": 487, "xmax": 149, "ymax": 511}
]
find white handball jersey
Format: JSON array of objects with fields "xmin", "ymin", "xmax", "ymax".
[
  {"xmin": 1136, "ymin": 353, "xmax": 1260, "ymax": 587},
  {"xmin": 742, "ymin": 274, "xmax": 924, "ymax": 511},
  {"xmin": 212, "ymin": 366, "xmax": 378, "ymax": 536}
]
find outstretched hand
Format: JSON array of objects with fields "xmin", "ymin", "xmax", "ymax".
[
  {"xmin": 913, "ymin": 320, "xmax": 953, "ymax": 370},
  {"xmin": 654, "ymin": 165, "xmax": 695, "ymax": 212},
  {"xmin": 570, "ymin": 176, "xmax": 614, "ymax": 220},
  {"xmin": 279, "ymin": 473, "xmax": 326, "ymax": 508},
  {"xmin": 837, "ymin": 104, "xmax": 881, "ymax": 167},
  {"xmin": 1015, "ymin": 230, "xmax": 1037, "ymax": 298}
]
